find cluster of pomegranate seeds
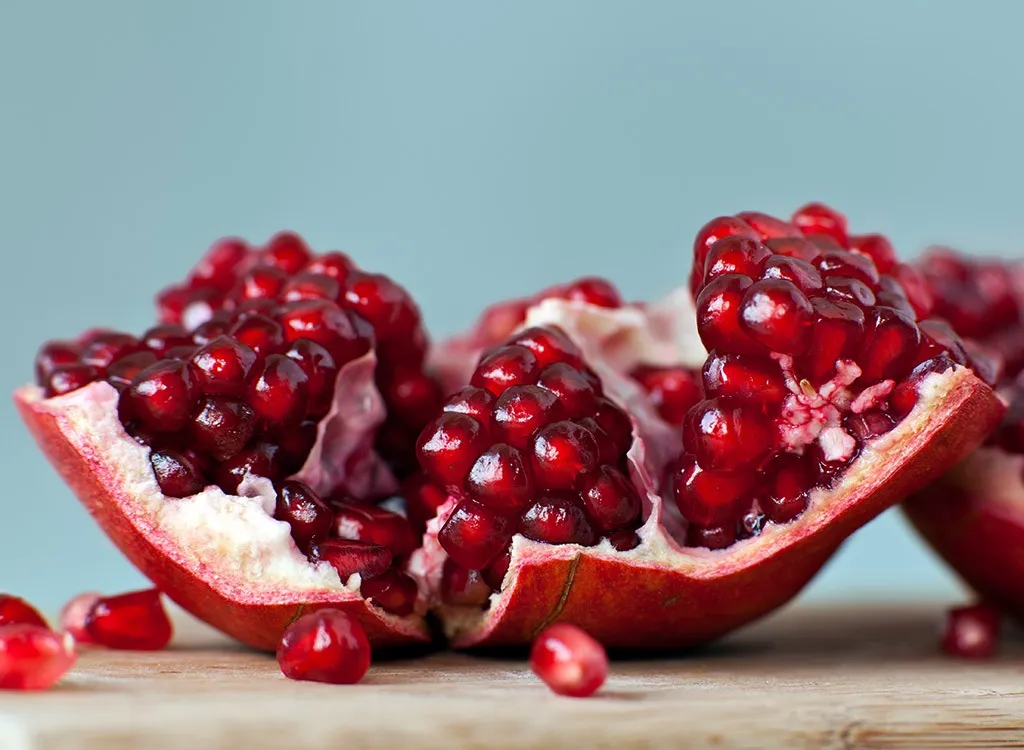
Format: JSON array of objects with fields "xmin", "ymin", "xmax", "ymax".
[
  {"xmin": 418, "ymin": 326, "xmax": 643, "ymax": 598},
  {"xmin": 675, "ymin": 203, "xmax": 982, "ymax": 549},
  {"xmin": 941, "ymin": 603, "xmax": 1002, "ymax": 659},
  {"xmin": 277, "ymin": 609, "xmax": 371, "ymax": 684},
  {"xmin": 530, "ymin": 623, "xmax": 608, "ymax": 698}
]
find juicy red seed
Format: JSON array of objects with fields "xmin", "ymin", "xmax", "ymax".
[
  {"xmin": 342, "ymin": 272, "xmax": 419, "ymax": 342},
  {"xmin": 0, "ymin": 625, "xmax": 76, "ymax": 691},
  {"xmin": 379, "ymin": 366, "xmax": 443, "ymax": 429},
  {"xmin": 536, "ymin": 363, "xmax": 598, "ymax": 420},
  {"xmin": 80, "ymin": 332, "xmax": 146, "ymax": 369},
  {"xmin": 803, "ymin": 298, "xmax": 865, "ymax": 384},
  {"xmin": 687, "ymin": 523, "xmax": 737, "ymax": 550},
  {"xmin": 45, "ymin": 364, "xmax": 102, "ymax": 397},
  {"xmin": 106, "ymin": 351, "xmax": 160, "ymax": 390},
  {"xmin": 471, "ymin": 345, "xmax": 541, "ymax": 396},
  {"xmin": 491, "ymin": 384, "xmax": 565, "ymax": 451},
  {"xmin": 593, "ymin": 399, "xmax": 632, "ymax": 457},
  {"xmin": 849, "ymin": 234, "xmax": 896, "ymax": 274},
  {"xmin": 695, "ymin": 274, "xmax": 761, "ymax": 355},
  {"xmin": 764, "ymin": 236, "xmax": 821, "ymax": 263},
  {"xmin": 189, "ymin": 397, "xmax": 256, "ymax": 460},
  {"xmin": 333, "ymin": 504, "xmax": 418, "ymax": 558},
  {"xmin": 277, "ymin": 610, "xmax": 370, "ymax": 685},
  {"xmin": 59, "ymin": 592, "xmax": 101, "ymax": 644},
  {"xmin": 844, "ymin": 410, "xmax": 896, "ymax": 441},
  {"xmin": 315, "ymin": 539, "xmax": 393, "ymax": 581},
  {"xmin": 482, "ymin": 549, "xmax": 512, "ymax": 590},
  {"xmin": 277, "ymin": 419, "xmax": 318, "ymax": 473},
  {"xmin": 791, "ymin": 202, "xmax": 848, "ymax": 245},
  {"xmin": 467, "ymin": 443, "xmax": 534, "ymax": 514},
  {"xmin": 766, "ymin": 454, "xmax": 813, "ymax": 524},
  {"xmin": 142, "ymin": 324, "xmax": 192, "ymax": 354},
  {"xmin": 692, "ymin": 216, "xmax": 760, "ymax": 281},
  {"xmin": 760, "ymin": 255, "xmax": 824, "ymax": 293},
  {"xmin": 859, "ymin": 307, "xmax": 921, "ymax": 383},
  {"xmin": 190, "ymin": 336, "xmax": 258, "ymax": 397},
  {"xmin": 359, "ymin": 571, "xmax": 418, "ymax": 617},
  {"xmin": 304, "ymin": 251, "xmax": 354, "ymax": 282},
  {"xmin": 437, "ymin": 501, "xmax": 514, "ymax": 570},
  {"xmin": 606, "ymin": 529, "xmax": 641, "ymax": 551},
  {"xmin": 156, "ymin": 284, "xmax": 192, "ymax": 324},
  {"xmin": 285, "ymin": 339, "xmax": 339, "ymax": 417},
  {"xmin": 232, "ymin": 298, "xmax": 278, "ymax": 321},
  {"xmin": 684, "ymin": 399, "xmax": 772, "ymax": 473},
  {"xmin": 85, "ymin": 589, "xmax": 173, "ymax": 651},
  {"xmin": 191, "ymin": 313, "xmax": 233, "ymax": 346},
  {"xmin": 631, "ymin": 365, "xmax": 703, "ymax": 427},
  {"xmin": 275, "ymin": 480, "xmax": 333, "ymax": 550},
  {"xmin": 216, "ymin": 443, "xmax": 283, "ymax": 494},
  {"xmin": 817, "ymin": 250, "xmax": 880, "ymax": 288},
  {"xmin": 530, "ymin": 623, "xmax": 608, "ymax": 698},
  {"xmin": 261, "ymin": 231, "xmax": 312, "ymax": 274},
  {"xmin": 671, "ymin": 455, "xmax": 752, "ymax": 526},
  {"xmin": 701, "ymin": 352, "xmax": 786, "ymax": 405},
  {"xmin": 277, "ymin": 300, "xmax": 369, "ymax": 366},
  {"xmin": 34, "ymin": 340, "xmax": 81, "ymax": 384},
  {"xmin": 519, "ymin": 493, "xmax": 596, "ymax": 546},
  {"xmin": 825, "ymin": 277, "xmax": 876, "ymax": 308},
  {"xmin": 894, "ymin": 263, "xmax": 935, "ymax": 319},
  {"xmin": 123, "ymin": 359, "xmax": 198, "ymax": 433},
  {"xmin": 530, "ymin": 421, "xmax": 600, "ymax": 490},
  {"xmin": 233, "ymin": 265, "xmax": 289, "ymax": 301},
  {"xmin": 703, "ymin": 235, "xmax": 772, "ymax": 284},
  {"xmin": 941, "ymin": 603, "xmax": 1001, "ymax": 659},
  {"xmin": 0, "ymin": 595, "xmax": 48, "ymax": 628},
  {"xmin": 188, "ymin": 237, "xmax": 249, "ymax": 291},
  {"xmin": 416, "ymin": 413, "xmax": 491, "ymax": 490},
  {"xmin": 918, "ymin": 319, "xmax": 969, "ymax": 366},
  {"xmin": 150, "ymin": 449, "xmax": 207, "ymax": 498},
  {"xmin": 441, "ymin": 561, "xmax": 493, "ymax": 606},
  {"xmin": 578, "ymin": 465, "xmax": 641, "ymax": 533},
  {"xmin": 280, "ymin": 272, "xmax": 341, "ymax": 303},
  {"xmin": 442, "ymin": 386, "xmax": 495, "ymax": 421},
  {"xmin": 561, "ymin": 277, "xmax": 623, "ymax": 308},
  {"xmin": 739, "ymin": 279, "xmax": 813, "ymax": 355},
  {"xmin": 508, "ymin": 326, "xmax": 583, "ymax": 369},
  {"xmin": 735, "ymin": 211, "xmax": 800, "ymax": 240},
  {"xmin": 248, "ymin": 353, "xmax": 310, "ymax": 425},
  {"xmin": 229, "ymin": 314, "xmax": 286, "ymax": 358}
]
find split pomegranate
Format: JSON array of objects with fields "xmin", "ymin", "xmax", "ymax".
[
  {"xmin": 277, "ymin": 609, "xmax": 371, "ymax": 684},
  {"xmin": 530, "ymin": 623, "xmax": 607, "ymax": 697},
  {"xmin": 84, "ymin": 589, "xmax": 173, "ymax": 651},
  {"xmin": 941, "ymin": 603, "xmax": 1001, "ymax": 659},
  {"xmin": 0, "ymin": 625, "xmax": 77, "ymax": 691},
  {"xmin": 0, "ymin": 594, "xmax": 48, "ymax": 628}
]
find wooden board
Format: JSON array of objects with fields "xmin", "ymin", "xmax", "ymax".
[{"xmin": 2, "ymin": 603, "xmax": 1023, "ymax": 749}]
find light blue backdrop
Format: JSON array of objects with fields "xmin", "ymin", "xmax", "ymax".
[{"xmin": 3, "ymin": 1, "xmax": 1020, "ymax": 609}]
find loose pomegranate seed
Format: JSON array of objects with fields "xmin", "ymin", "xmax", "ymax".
[
  {"xmin": 275, "ymin": 481, "xmax": 333, "ymax": 551},
  {"xmin": 530, "ymin": 623, "xmax": 607, "ymax": 698},
  {"xmin": 438, "ymin": 501, "xmax": 515, "ymax": 570},
  {"xmin": 277, "ymin": 610, "xmax": 370, "ymax": 684},
  {"xmin": 0, "ymin": 626, "xmax": 77, "ymax": 691},
  {"xmin": 441, "ymin": 560, "xmax": 493, "ymax": 606},
  {"xmin": 85, "ymin": 589, "xmax": 173, "ymax": 651},
  {"xmin": 333, "ymin": 504, "xmax": 418, "ymax": 558},
  {"xmin": 0, "ymin": 595, "xmax": 48, "ymax": 628},
  {"xmin": 941, "ymin": 603, "xmax": 1001, "ymax": 659},
  {"xmin": 123, "ymin": 359, "xmax": 198, "ymax": 433},
  {"xmin": 630, "ymin": 365, "xmax": 703, "ymax": 427},
  {"xmin": 46, "ymin": 364, "xmax": 101, "ymax": 397},
  {"xmin": 315, "ymin": 539, "xmax": 392, "ymax": 581},
  {"xmin": 59, "ymin": 592, "xmax": 102, "ymax": 643},
  {"xmin": 151, "ymin": 449, "xmax": 208, "ymax": 498},
  {"xmin": 359, "ymin": 571, "xmax": 418, "ymax": 617}
]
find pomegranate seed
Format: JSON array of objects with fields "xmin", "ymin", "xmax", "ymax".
[
  {"xmin": 536, "ymin": 363, "xmax": 598, "ymax": 420},
  {"xmin": 631, "ymin": 365, "xmax": 703, "ymax": 427},
  {"xmin": 333, "ymin": 504, "xmax": 418, "ymax": 558},
  {"xmin": 45, "ymin": 364, "xmax": 101, "ymax": 397},
  {"xmin": 671, "ymin": 455, "xmax": 753, "ymax": 526},
  {"xmin": 441, "ymin": 561, "xmax": 493, "ymax": 606},
  {"xmin": 123, "ymin": 359, "xmax": 198, "ymax": 433},
  {"xmin": 695, "ymin": 274, "xmax": 760, "ymax": 355},
  {"xmin": 764, "ymin": 236, "xmax": 821, "ymax": 263},
  {"xmin": 416, "ymin": 413, "xmax": 492, "ymax": 490},
  {"xmin": 578, "ymin": 466, "xmax": 641, "ymax": 533},
  {"xmin": 467, "ymin": 443, "xmax": 535, "ymax": 514},
  {"xmin": 142, "ymin": 324, "xmax": 192, "ymax": 354},
  {"xmin": 360, "ymin": 571, "xmax": 418, "ymax": 617},
  {"xmin": 766, "ymin": 454, "xmax": 813, "ymax": 524},
  {"xmin": 530, "ymin": 624, "xmax": 607, "ymax": 698},
  {"xmin": 703, "ymin": 235, "xmax": 772, "ymax": 284},
  {"xmin": 562, "ymin": 277, "xmax": 623, "ymax": 308},
  {"xmin": 825, "ymin": 276, "xmax": 876, "ymax": 308},
  {"xmin": 106, "ymin": 351, "xmax": 159, "ymax": 389},
  {"xmin": 941, "ymin": 603, "xmax": 1001, "ymax": 659},
  {"xmin": 284, "ymin": 339, "xmax": 338, "ymax": 417},
  {"xmin": 305, "ymin": 251, "xmax": 354, "ymax": 282},
  {"xmin": 35, "ymin": 340, "xmax": 81, "ymax": 384},
  {"xmin": 792, "ymin": 202, "xmax": 848, "ymax": 246},
  {"xmin": 342, "ymin": 272, "xmax": 419, "ymax": 343},
  {"xmin": 438, "ymin": 501, "xmax": 514, "ymax": 570},
  {"xmin": 277, "ymin": 609, "xmax": 370, "ymax": 684},
  {"xmin": 233, "ymin": 265, "xmax": 289, "ymax": 302},
  {"xmin": 471, "ymin": 345, "xmax": 541, "ymax": 396},
  {"xmin": 189, "ymin": 336, "xmax": 257, "ymax": 397},
  {"xmin": 379, "ymin": 365, "xmax": 444, "ymax": 429},
  {"xmin": 684, "ymin": 399, "xmax": 772, "ymax": 473},
  {"xmin": 248, "ymin": 353, "xmax": 309, "ymax": 426},
  {"xmin": 760, "ymin": 255, "xmax": 824, "ymax": 293},
  {"xmin": 280, "ymin": 272, "xmax": 341, "ymax": 303},
  {"xmin": 0, "ymin": 595, "xmax": 48, "ymax": 628},
  {"xmin": 216, "ymin": 442, "xmax": 283, "ymax": 494},
  {"xmin": 188, "ymin": 237, "xmax": 249, "ymax": 291},
  {"xmin": 894, "ymin": 263, "xmax": 935, "ymax": 318},
  {"xmin": 229, "ymin": 314, "xmax": 285, "ymax": 358},
  {"xmin": 190, "ymin": 312, "xmax": 232, "ymax": 346},
  {"xmin": 188, "ymin": 397, "xmax": 256, "ymax": 460},
  {"xmin": 277, "ymin": 300, "xmax": 369, "ymax": 366},
  {"xmin": 687, "ymin": 523, "xmax": 737, "ymax": 550},
  {"xmin": 530, "ymin": 421, "xmax": 600, "ymax": 490},
  {"xmin": 859, "ymin": 307, "xmax": 921, "ymax": 382},
  {"xmin": 739, "ymin": 279, "xmax": 813, "ymax": 355},
  {"xmin": 482, "ymin": 549, "xmax": 512, "ymax": 590},
  {"xmin": 691, "ymin": 216, "xmax": 760, "ymax": 295},
  {"xmin": 80, "ymin": 332, "xmax": 145, "ymax": 369},
  {"xmin": 701, "ymin": 353, "xmax": 786, "ymax": 405},
  {"xmin": 520, "ymin": 493, "xmax": 597, "ymax": 546},
  {"xmin": 156, "ymin": 284, "xmax": 192, "ymax": 323},
  {"xmin": 401, "ymin": 472, "xmax": 448, "ymax": 534},
  {"xmin": 442, "ymin": 386, "xmax": 495, "ymax": 421},
  {"xmin": 150, "ymin": 449, "xmax": 208, "ymax": 498},
  {"xmin": 59, "ymin": 592, "xmax": 102, "ymax": 643},
  {"xmin": 606, "ymin": 529, "xmax": 641, "ymax": 551},
  {"xmin": 817, "ymin": 250, "xmax": 880, "ymax": 288},
  {"xmin": 803, "ymin": 298, "xmax": 864, "ymax": 383},
  {"xmin": 593, "ymin": 399, "xmax": 632, "ymax": 456},
  {"xmin": 849, "ymin": 234, "xmax": 896, "ymax": 274},
  {"xmin": 735, "ymin": 211, "xmax": 800, "ymax": 240},
  {"xmin": 918, "ymin": 319, "xmax": 969, "ymax": 366},
  {"xmin": 0, "ymin": 626, "xmax": 76, "ymax": 691},
  {"xmin": 509, "ymin": 327, "xmax": 583, "ymax": 369},
  {"xmin": 275, "ymin": 481, "xmax": 333, "ymax": 550},
  {"xmin": 315, "ymin": 539, "xmax": 392, "ymax": 581},
  {"xmin": 85, "ymin": 589, "xmax": 172, "ymax": 651},
  {"xmin": 277, "ymin": 419, "xmax": 318, "ymax": 473},
  {"xmin": 492, "ymin": 385, "xmax": 565, "ymax": 451}
]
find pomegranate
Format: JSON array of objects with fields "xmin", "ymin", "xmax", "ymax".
[
  {"xmin": 941, "ymin": 603, "xmax": 1001, "ymax": 659},
  {"xmin": 530, "ymin": 623, "xmax": 607, "ymax": 697},
  {"xmin": 414, "ymin": 204, "xmax": 1001, "ymax": 650},
  {"xmin": 277, "ymin": 609, "xmax": 371, "ymax": 684},
  {"xmin": 16, "ymin": 233, "xmax": 435, "ymax": 651},
  {"xmin": 0, "ymin": 625, "xmax": 77, "ymax": 691}
]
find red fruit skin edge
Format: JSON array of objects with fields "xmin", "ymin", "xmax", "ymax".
[
  {"xmin": 448, "ymin": 369, "xmax": 1003, "ymax": 648},
  {"xmin": 14, "ymin": 386, "xmax": 429, "ymax": 652}
]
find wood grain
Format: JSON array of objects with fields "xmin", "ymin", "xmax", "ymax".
[{"xmin": 2, "ymin": 603, "xmax": 1023, "ymax": 749}]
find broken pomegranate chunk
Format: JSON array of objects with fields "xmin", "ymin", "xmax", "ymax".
[
  {"xmin": 530, "ymin": 623, "xmax": 607, "ymax": 697},
  {"xmin": 277, "ymin": 610, "xmax": 371, "ymax": 684},
  {"xmin": 0, "ymin": 625, "xmax": 77, "ymax": 691},
  {"xmin": 84, "ymin": 589, "xmax": 173, "ymax": 651}
]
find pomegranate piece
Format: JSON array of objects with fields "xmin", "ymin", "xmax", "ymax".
[
  {"xmin": 530, "ymin": 624, "xmax": 608, "ymax": 698},
  {"xmin": 277, "ymin": 610, "xmax": 371, "ymax": 685},
  {"xmin": 941, "ymin": 603, "xmax": 1001, "ymax": 659},
  {"xmin": 0, "ymin": 626, "xmax": 77, "ymax": 691},
  {"xmin": 84, "ymin": 589, "xmax": 173, "ymax": 651},
  {"xmin": 0, "ymin": 595, "xmax": 48, "ymax": 628}
]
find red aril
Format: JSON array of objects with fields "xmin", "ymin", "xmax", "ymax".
[
  {"xmin": 60, "ymin": 592, "xmax": 102, "ymax": 643},
  {"xmin": 85, "ymin": 589, "xmax": 173, "ymax": 651},
  {"xmin": 530, "ymin": 623, "xmax": 607, "ymax": 698},
  {"xmin": 0, "ymin": 595, "xmax": 48, "ymax": 629},
  {"xmin": 0, "ymin": 626, "xmax": 77, "ymax": 691},
  {"xmin": 941, "ymin": 603, "xmax": 1001, "ymax": 659},
  {"xmin": 277, "ymin": 610, "xmax": 371, "ymax": 684}
]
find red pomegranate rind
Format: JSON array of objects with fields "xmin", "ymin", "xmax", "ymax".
[{"xmin": 14, "ymin": 382, "xmax": 428, "ymax": 651}]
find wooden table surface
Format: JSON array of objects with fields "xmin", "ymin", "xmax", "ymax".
[{"xmin": 2, "ymin": 602, "xmax": 1023, "ymax": 749}]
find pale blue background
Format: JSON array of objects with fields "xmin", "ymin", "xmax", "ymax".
[{"xmin": 3, "ymin": 0, "xmax": 1021, "ymax": 609}]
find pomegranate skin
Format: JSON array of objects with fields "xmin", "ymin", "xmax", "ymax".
[{"xmin": 14, "ymin": 384, "xmax": 429, "ymax": 652}]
